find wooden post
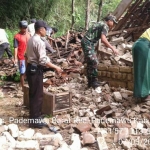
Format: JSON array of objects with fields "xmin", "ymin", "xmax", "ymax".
[
  {"xmin": 97, "ymin": 0, "xmax": 103, "ymax": 22},
  {"xmin": 71, "ymin": 0, "xmax": 75, "ymax": 29},
  {"xmin": 65, "ymin": 30, "xmax": 70, "ymax": 51},
  {"xmin": 54, "ymin": 40, "xmax": 61, "ymax": 58},
  {"xmin": 85, "ymin": 0, "xmax": 90, "ymax": 30}
]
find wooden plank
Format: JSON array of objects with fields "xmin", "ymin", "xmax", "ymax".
[
  {"xmin": 65, "ymin": 30, "xmax": 70, "ymax": 51},
  {"xmin": 113, "ymin": 0, "xmax": 143, "ymax": 31},
  {"xmin": 108, "ymin": 25, "xmax": 150, "ymax": 36},
  {"xmin": 54, "ymin": 40, "xmax": 61, "ymax": 58},
  {"xmin": 112, "ymin": 0, "xmax": 133, "ymax": 20}
]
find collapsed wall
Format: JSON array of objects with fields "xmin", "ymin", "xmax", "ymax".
[
  {"xmin": 98, "ymin": 0, "xmax": 150, "ymax": 90},
  {"xmin": 92, "ymin": 37, "xmax": 134, "ymax": 90}
]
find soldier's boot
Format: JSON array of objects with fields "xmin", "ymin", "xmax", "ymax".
[
  {"xmin": 90, "ymin": 77, "xmax": 100, "ymax": 89},
  {"xmin": 87, "ymin": 77, "xmax": 92, "ymax": 88}
]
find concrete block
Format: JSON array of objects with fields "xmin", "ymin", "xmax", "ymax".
[
  {"xmin": 127, "ymin": 82, "xmax": 133, "ymax": 90},
  {"xmin": 106, "ymin": 72, "xmax": 111, "ymax": 78},
  {"xmin": 116, "ymin": 73, "xmax": 122, "ymax": 80},
  {"xmin": 101, "ymin": 71, "xmax": 107, "ymax": 77},
  {"xmin": 98, "ymin": 64, "xmax": 108, "ymax": 71},
  {"xmin": 108, "ymin": 66, "xmax": 119, "ymax": 72},
  {"xmin": 97, "ymin": 137, "xmax": 108, "ymax": 150},
  {"xmin": 120, "ymin": 66, "xmax": 132, "ymax": 73},
  {"xmin": 113, "ymin": 92, "xmax": 122, "ymax": 101},
  {"xmin": 127, "ymin": 74, "xmax": 133, "ymax": 81},
  {"xmin": 109, "ymin": 81, "xmax": 127, "ymax": 88},
  {"xmin": 122, "ymin": 73, "xmax": 127, "ymax": 80},
  {"xmin": 98, "ymin": 71, "xmax": 102, "ymax": 76}
]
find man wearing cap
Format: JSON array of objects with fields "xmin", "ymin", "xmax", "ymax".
[
  {"xmin": 46, "ymin": 27, "xmax": 58, "ymax": 46},
  {"xmin": 27, "ymin": 18, "xmax": 36, "ymax": 36},
  {"xmin": 14, "ymin": 20, "xmax": 31, "ymax": 90},
  {"xmin": 81, "ymin": 15, "xmax": 118, "ymax": 89},
  {"xmin": 26, "ymin": 20, "xmax": 62, "ymax": 128},
  {"xmin": 41, "ymin": 26, "xmax": 56, "ymax": 53}
]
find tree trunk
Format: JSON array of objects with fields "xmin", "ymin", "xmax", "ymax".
[
  {"xmin": 97, "ymin": 0, "xmax": 103, "ymax": 22},
  {"xmin": 71, "ymin": 0, "xmax": 75, "ymax": 29},
  {"xmin": 85, "ymin": 0, "xmax": 90, "ymax": 30}
]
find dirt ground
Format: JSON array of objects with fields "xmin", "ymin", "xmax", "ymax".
[
  {"xmin": 0, "ymin": 81, "xmax": 100, "ymax": 150},
  {"xmin": 0, "ymin": 81, "xmax": 54, "ymax": 134},
  {"xmin": 1, "ymin": 80, "xmax": 150, "ymax": 150}
]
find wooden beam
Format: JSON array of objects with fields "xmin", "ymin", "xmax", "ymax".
[
  {"xmin": 108, "ymin": 25, "xmax": 150, "ymax": 36},
  {"xmin": 113, "ymin": 0, "xmax": 143, "ymax": 31},
  {"xmin": 112, "ymin": 0, "xmax": 133, "ymax": 20}
]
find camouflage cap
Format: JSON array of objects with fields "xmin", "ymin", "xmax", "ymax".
[{"xmin": 104, "ymin": 15, "xmax": 118, "ymax": 24}]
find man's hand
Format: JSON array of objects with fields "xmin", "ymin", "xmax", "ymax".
[
  {"xmin": 112, "ymin": 48, "xmax": 118, "ymax": 55},
  {"xmin": 14, "ymin": 59, "xmax": 18, "ymax": 67},
  {"xmin": 55, "ymin": 66, "xmax": 63, "ymax": 74}
]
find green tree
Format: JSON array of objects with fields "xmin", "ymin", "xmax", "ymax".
[{"xmin": 0, "ymin": 0, "xmax": 121, "ymax": 35}]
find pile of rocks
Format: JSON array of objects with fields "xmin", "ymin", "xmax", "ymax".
[
  {"xmin": 98, "ymin": 37, "xmax": 133, "ymax": 67},
  {"xmin": 1, "ymin": 74, "xmax": 150, "ymax": 149}
]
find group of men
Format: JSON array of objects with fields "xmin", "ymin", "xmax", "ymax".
[
  {"xmin": 0, "ymin": 19, "xmax": 58, "ymax": 91},
  {"xmin": 0, "ymin": 19, "xmax": 62, "ymax": 128},
  {"xmin": 0, "ymin": 15, "xmax": 119, "ymax": 128}
]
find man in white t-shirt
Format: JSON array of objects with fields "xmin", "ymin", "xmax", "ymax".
[
  {"xmin": 0, "ymin": 28, "xmax": 15, "ymax": 64},
  {"xmin": 41, "ymin": 26, "xmax": 57, "ymax": 53},
  {"xmin": 27, "ymin": 19, "xmax": 36, "ymax": 36}
]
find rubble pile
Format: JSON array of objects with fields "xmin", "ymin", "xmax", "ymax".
[
  {"xmin": 0, "ymin": 30, "xmax": 134, "ymax": 82},
  {"xmin": 0, "ymin": 31, "xmax": 141, "ymax": 150},
  {"xmin": 0, "ymin": 59, "xmax": 17, "ymax": 77},
  {"xmin": 48, "ymin": 31, "xmax": 84, "ymax": 66},
  {"xmin": 98, "ymin": 37, "xmax": 133, "ymax": 67},
  {"xmin": 43, "ymin": 34, "xmax": 134, "ymax": 88},
  {"xmin": 1, "ymin": 73, "xmax": 150, "ymax": 149},
  {"xmin": 0, "ymin": 31, "xmax": 84, "ymax": 80}
]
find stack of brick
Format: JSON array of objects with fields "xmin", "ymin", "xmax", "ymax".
[{"xmin": 98, "ymin": 64, "xmax": 133, "ymax": 90}]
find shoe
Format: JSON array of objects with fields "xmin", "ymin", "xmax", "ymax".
[
  {"xmin": 29, "ymin": 117, "xmax": 48, "ymax": 128},
  {"xmin": 88, "ymin": 77, "xmax": 100, "ymax": 88},
  {"xmin": 91, "ymin": 77, "xmax": 100, "ymax": 89},
  {"xmin": 141, "ymin": 95, "xmax": 150, "ymax": 102},
  {"xmin": 135, "ymin": 95, "xmax": 150, "ymax": 104},
  {"xmin": 87, "ymin": 77, "xmax": 92, "ymax": 87},
  {"xmin": 91, "ymin": 82, "xmax": 100, "ymax": 89}
]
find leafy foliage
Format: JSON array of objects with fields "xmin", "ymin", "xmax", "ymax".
[
  {"xmin": 13, "ymin": 72, "xmax": 20, "ymax": 82},
  {"xmin": 0, "ymin": 0, "xmax": 55, "ymax": 29},
  {"xmin": 0, "ymin": 0, "xmax": 121, "ymax": 35},
  {"xmin": 5, "ymin": 29, "xmax": 17, "ymax": 54},
  {"xmin": 0, "ymin": 71, "xmax": 20, "ymax": 82},
  {"xmin": 0, "ymin": 75, "xmax": 7, "ymax": 81}
]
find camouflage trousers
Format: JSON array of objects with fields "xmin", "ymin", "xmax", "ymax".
[{"xmin": 81, "ymin": 37, "xmax": 98, "ymax": 78}]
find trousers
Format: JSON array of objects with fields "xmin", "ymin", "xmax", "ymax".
[
  {"xmin": 0, "ymin": 43, "xmax": 13, "ymax": 59},
  {"xmin": 81, "ymin": 37, "xmax": 98, "ymax": 78},
  {"xmin": 26, "ymin": 63, "xmax": 43, "ymax": 119}
]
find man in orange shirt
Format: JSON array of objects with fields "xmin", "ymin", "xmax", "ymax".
[{"xmin": 14, "ymin": 20, "xmax": 30, "ymax": 90}]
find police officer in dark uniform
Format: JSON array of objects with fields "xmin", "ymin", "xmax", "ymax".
[{"xmin": 26, "ymin": 20, "xmax": 62, "ymax": 128}]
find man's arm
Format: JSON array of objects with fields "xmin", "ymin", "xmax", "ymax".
[
  {"xmin": 13, "ymin": 38, "xmax": 19, "ymax": 64},
  {"xmin": 101, "ymin": 34, "xmax": 118, "ymax": 55},
  {"xmin": 14, "ymin": 48, "xmax": 18, "ymax": 63},
  {"xmin": 47, "ymin": 36, "xmax": 54, "ymax": 41},
  {"xmin": 46, "ymin": 62, "xmax": 62, "ymax": 73},
  {"xmin": 37, "ymin": 41, "xmax": 62, "ymax": 73}
]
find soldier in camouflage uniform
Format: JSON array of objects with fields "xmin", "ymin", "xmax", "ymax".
[{"xmin": 81, "ymin": 15, "xmax": 118, "ymax": 89}]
